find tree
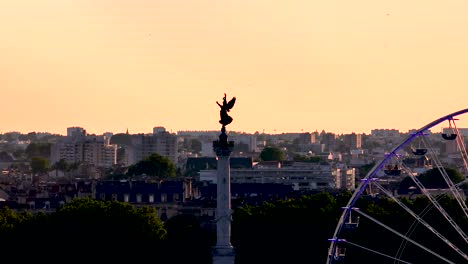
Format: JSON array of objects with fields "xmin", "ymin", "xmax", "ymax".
[
  {"xmin": 127, "ymin": 153, "xmax": 176, "ymax": 178},
  {"xmin": 52, "ymin": 158, "xmax": 69, "ymax": 177},
  {"xmin": 0, "ymin": 207, "xmax": 33, "ymax": 237},
  {"xmin": 190, "ymin": 139, "xmax": 202, "ymax": 153},
  {"xmin": 397, "ymin": 167, "xmax": 463, "ymax": 194},
  {"xmin": 68, "ymin": 161, "xmax": 81, "ymax": 174},
  {"xmin": 292, "ymin": 154, "xmax": 321, "ymax": 163},
  {"xmin": 162, "ymin": 214, "xmax": 213, "ymax": 263},
  {"xmin": 358, "ymin": 162, "xmax": 376, "ymax": 179},
  {"xmin": 30, "ymin": 156, "xmax": 49, "ymax": 175},
  {"xmin": 25, "ymin": 142, "xmax": 51, "ymax": 159},
  {"xmin": 418, "ymin": 167, "xmax": 464, "ymax": 188},
  {"xmin": 52, "ymin": 199, "xmax": 167, "ymax": 241},
  {"xmin": 259, "ymin": 146, "xmax": 285, "ymax": 161},
  {"xmin": 2, "ymin": 198, "xmax": 167, "ymax": 261},
  {"xmin": 232, "ymin": 192, "xmax": 339, "ymax": 264}
]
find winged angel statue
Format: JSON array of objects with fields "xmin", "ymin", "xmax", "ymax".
[{"xmin": 216, "ymin": 93, "xmax": 236, "ymax": 127}]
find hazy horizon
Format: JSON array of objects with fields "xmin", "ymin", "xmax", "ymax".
[
  {"xmin": 2, "ymin": 1, "xmax": 468, "ymax": 135},
  {"xmin": 0, "ymin": 124, "xmax": 457, "ymax": 137}
]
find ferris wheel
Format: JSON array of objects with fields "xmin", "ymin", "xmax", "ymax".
[{"xmin": 327, "ymin": 108, "xmax": 468, "ymax": 264}]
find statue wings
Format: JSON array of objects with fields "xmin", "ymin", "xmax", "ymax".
[{"xmin": 226, "ymin": 97, "xmax": 236, "ymax": 111}]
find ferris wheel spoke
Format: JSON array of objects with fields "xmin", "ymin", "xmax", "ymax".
[
  {"xmin": 398, "ymin": 162, "xmax": 468, "ymax": 244},
  {"xmin": 372, "ymin": 182, "xmax": 468, "ymax": 261},
  {"xmin": 420, "ymin": 137, "xmax": 468, "ymax": 219},
  {"xmin": 341, "ymin": 240, "xmax": 414, "ymax": 264},
  {"xmin": 394, "ymin": 194, "xmax": 449, "ymax": 263},
  {"xmin": 352, "ymin": 209, "xmax": 457, "ymax": 264},
  {"xmin": 451, "ymin": 120, "xmax": 468, "ymax": 173}
]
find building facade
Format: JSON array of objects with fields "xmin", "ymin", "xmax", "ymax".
[
  {"xmin": 199, "ymin": 161, "xmax": 355, "ymax": 191},
  {"xmin": 50, "ymin": 128, "xmax": 117, "ymax": 168},
  {"xmin": 125, "ymin": 128, "xmax": 178, "ymax": 165}
]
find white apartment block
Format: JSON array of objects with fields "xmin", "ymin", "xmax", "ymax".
[
  {"xmin": 336, "ymin": 164, "xmax": 356, "ymax": 191},
  {"xmin": 50, "ymin": 128, "xmax": 117, "ymax": 168},
  {"xmin": 83, "ymin": 138, "xmax": 117, "ymax": 167},
  {"xmin": 125, "ymin": 130, "xmax": 178, "ymax": 165}
]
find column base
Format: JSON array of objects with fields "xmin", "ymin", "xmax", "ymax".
[{"xmin": 212, "ymin": 246, "xmax": 235, "ymax": 264}]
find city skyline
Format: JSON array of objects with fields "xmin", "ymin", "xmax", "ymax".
[
  {"xmin": 1, "ymin": 1, "xmax": 468, "ymax": 135},
  {"xmin": 0, "ymin": 125, "xmax": 460, "ymax": 137}
]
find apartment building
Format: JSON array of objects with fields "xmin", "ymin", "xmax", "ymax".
[
  {"xmin": 125, "ymin": 127, "xmax": 178, "ymax": 165},
  {"xmin": 343, "ymin": 133, "xmax": 362, "ymax": 149},
  {"xmin": 50, "ymin": 127, "xmax": 117, "ymax": 168}
]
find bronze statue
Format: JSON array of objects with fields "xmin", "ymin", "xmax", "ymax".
[{"xmin": 216, "ymin": 93, "xmax": 236, "ymax": 127}]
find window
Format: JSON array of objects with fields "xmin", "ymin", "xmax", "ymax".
[
  {"xmin": 112, "ymin": 194, "xmax": 118, "ymax": 201},
  {"xmin": 149, "ymin": 194, "xmax": 154, "ymax": 203},
  {"xmin": 161, "ymin": 193, "xmax": 167, "ymax": 203},
  {"xmin": 100, "ymin": 193, "xmax": 106, "ymax": 200},
  {"xmin": 136, "ymin": 194, "xmax": 142, "ymax": 203},
  {"xmin": 124, "ymin": 194, "xmax": 129, "ymax": 203}
]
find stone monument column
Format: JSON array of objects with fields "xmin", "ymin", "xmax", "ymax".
[
  {"xmin": 212, "ymin": 131, "xmax": 235, "ymax": 264},
  {"xmin": 212, "ymin": 93, "xmax": 237, "ymax": 264}
]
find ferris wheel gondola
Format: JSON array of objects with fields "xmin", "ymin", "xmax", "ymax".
[
  {"xmin": 410, "ymin": 131, "xmax": 428, "ymax": 156},
  {"xmin": 442, "ymin": 118, "xmax": 459, "ymax": 140}
]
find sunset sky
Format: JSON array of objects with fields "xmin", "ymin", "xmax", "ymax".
[{"xmin": 1, "ymin": 0, "xmax": 468, "ymax": 136}]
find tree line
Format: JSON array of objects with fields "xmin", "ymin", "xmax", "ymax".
[{"xmin": 1, "ymin": 190, "xmax": 466, "ymax": 263}]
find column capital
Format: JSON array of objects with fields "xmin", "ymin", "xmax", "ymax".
[{"xmin": 213, "ymin": 140, "xmax": 234, "ymax": 157}]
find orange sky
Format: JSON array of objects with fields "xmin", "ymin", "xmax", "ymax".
[{"xmin": 1, "ymin": 0, "xmax": 468, "ymax": 135}]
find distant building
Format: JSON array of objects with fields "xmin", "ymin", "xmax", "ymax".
[
  {"xmin": 185, "ymin": 157, "xmax": 253, "ymax": 176},
  {"xmin": 177, "ymin": 130, "xmax": 219, "ymax": 138},
  {"xmin": 153, "ymin": 126, "xmax": 167, "ymax": 134},
  {"xmin": 336, "ymin": 164, "xmax": 356, "ymax": 191},
  {"xmin": 371, "ymin": 129, "xmax": 400, "ymax": 138},
  {"xmin": 50, "ymin": 128, "xmax": 117, "ymax": 169},
  {"xmin": 229, "ymin": 133, "xmax": 258, "ymax": 152},
  {"xmin": 199, "ymin": 161, "xmax": 355, "ymax": 191},
  {"xmin": 343, "ymin": 133, "xmax": 362, "ymax": 149},
  {"xmin": 67, "ymin": 127, "xmax": 86, "ymax": 138},
  {"xmin": 126, "ymin": 129, "xmax": 178, "ymax": 165},
  {"xmin": 95, "ymin": 179, "xmax": 189, "ymax": 204},
  {"xmin": 201, "ymin": 141, "xmax": 215, "ymax": 157},
  {"xmin": 321, "ymin": 132, "xmax": 337, "ymax": 152},
  {"xmin": 297, "ymin": 132, "xmax": 315, "ymax": 145}
]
